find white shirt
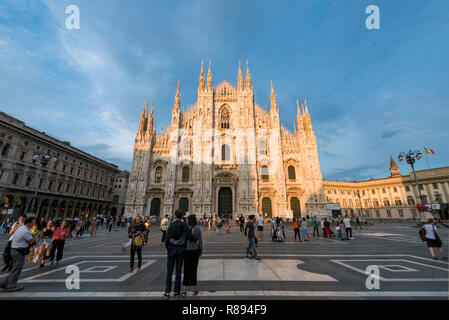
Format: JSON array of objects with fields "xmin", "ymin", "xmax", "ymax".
[
  {"xmin": 343, "ymin": 218, "xmax": 351, "ymax": 228},
  {"xmin": 11, "ymin": 225, "xmax": 33, "ymax": 249},
  {"xmin": 8, "ymin": 221, "xmax": 21, "ymax": 241},
  {"xmin": 257, "ymin": 217, "xmax": 264, "ymax": 226},
  {"xmin": 424, "ymin": 224, "xmax": 437, "ymax": 240}
]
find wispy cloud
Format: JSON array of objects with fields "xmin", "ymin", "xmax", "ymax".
[{"xmin": 1, "ymin": 0, "xmax": 448, "ymax": 175}]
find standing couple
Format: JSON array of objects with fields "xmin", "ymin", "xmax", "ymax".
[{"xmin": 164, "ymin": 209, "xmax": 203, "ymax": 299}]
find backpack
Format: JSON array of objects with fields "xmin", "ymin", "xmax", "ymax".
[
  {"xmin": 418, "ymin": 227, "xmax": 426, "ymax": 241},
  {"xmin": 134, "ymin": 235, "xmax": 143, "ymax": 247}
]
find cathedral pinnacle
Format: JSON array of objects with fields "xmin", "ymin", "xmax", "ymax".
[
  {"xmin": 238, "ymin": 61, "xmax": 243, "ymax": 90},
  {"xmin": 304, "ymin": 99, "xmax": 310, "ymax": 116},
  {"xmin": 146, "ymin": 100, "xmax": 154, "ymax": 135},
  {"xmin": 174, "ymin": 81, "xmax": 180, "ymax": 110},
  {"xmin": 199, "ymin": 61, "xmax": 205, "ymax": 91},
  {"xmin": 207, "ymin": 60, "xmax": 213, "ymax": 89},
  {"xmin": 245, "ymin": 61, "xmax": 252, "ymax": 89},
  {"xmin": 270, "ymin": 80, "xmax": 277, "ymax": 110}
]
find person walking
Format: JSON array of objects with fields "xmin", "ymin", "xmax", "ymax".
[
  {"xmin": 244, "ymin": 215, "xmax": 260, "ymax": 260},
  {"xmin": 301, "ymin": 217, "xmax": 309, "ymax": 241},
  {"xmin": 343, "ymin": 215, "xmax": 353, "ymax": 239},
  {"xmin": 164, "ymin": 209, "xmax": 196, "ymax": 299},
  {"xmin": 321, "ymin": 219, "xmax": 326, "ymax": 238},
  {"xmin": 422, "ymin": 218, "xmax": 447, "ymax": 260},
  {"xmin": 336, "ymin": 219, "xmax": 343, "ymax": 240},
  {"xmin": 182, "ymin": 215, "xmax": 202, "ymax": 297},
  {"xmin": 257, "ymin": 214, "xmax": 264, "ymax": 240},
  {"xmin": 49, "ymin": 220, "xmax": 71, "ymax": 266},
  {"xmin": 324, "ymin": 217, "xmax": 331, "ymax": 238},
  {"xmin": 280, "ymin": 218, "xmax": 286, "ymax": 239},
  {"xmin": 312, "ymin": 216, "xmax": 319, "ymax": 238},
  {"xmin": 0, "ymin": 217, "xmax": 36, "ymax": 292},
  {"xmin": 160, "ymin": 214, "xmax": 170, "ymax": 245},
  {"xmin": 128, "ymin": 216, "xmax": 146, "ymax": 273},
  {"xmin": 28, "ymin": 220, "xmax": 42, "ymax": 264},
  {"xmin": 2, "ymin": 215, "xmax": 25, "ymax": 272},
  {"xmin": 215, "ymin": 216, "xmax": 222, "ymax": 235},
  {"xmin": 143, "ymin": 218, "xmax": 150, "ymax": 245},
  {"xmin": 36, "ymin": 221, "xmax": 54, "ymax": 268},
  {"xmin": 75, "ymin": 218, "xmax": 83, "ymax": 238},
  {"xmin": 293, "ymin": 218, "xmax": 301, "ymax": 242},
  {"xmin": 355, "ymin": 217, "xmax": 363, "ymax": 230},
  {"xmin": 239, "ymin": 214, "xmax": 245, "ymax": 233}
]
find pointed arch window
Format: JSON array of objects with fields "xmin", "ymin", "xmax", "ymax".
[
  {"xmin": 288, "ymin": 166, "xmax": 296, "ymax": 180},
  {"xmin": 182, "ymin": 139, "xmax": 191, "ymax": 156},
  {"xmin": 221, "ymin": 144, "xmax": 230, "ymax": 161},
  {"xmin": 220, "ymin": 107, "xmax": 230, "ymax": 129},
  {"xmin": 182, "ymin": 166, "xmax": 190, "ymax": 182},
  {"xmin": 261, "ymin": 166, "xmax": 269, "ymax": 181},
  {"xmin": 155, "ymin": 166, "xmax": 162, "ymax": 183},
  {"xmin": 259, "ymin": 139, "xmax": 267, "ymax": 155}
]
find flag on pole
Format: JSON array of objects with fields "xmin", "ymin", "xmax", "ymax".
[{"xmin": 424, "ymin": 147, "xmax": 434, "ymax": 155}]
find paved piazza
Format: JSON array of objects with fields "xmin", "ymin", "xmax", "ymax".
[{"xmin": 0, "ymin": 222, "xmax": 447, "ymax": 300}]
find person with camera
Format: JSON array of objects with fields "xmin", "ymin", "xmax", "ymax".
[
  {"xmin": 127, "ymin": 216, "xmax": 146, "ymax": 274},
  {"xmin": 0, "ymin": 217, "xmax": 36, "ymax": 292}
]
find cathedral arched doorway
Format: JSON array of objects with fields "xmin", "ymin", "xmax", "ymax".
[
  {"xmin": 150, "ymin": 198, "xmax": 161, "ymax": 217},
  {"xmin": 218, "ymin": 187, "xmax": 232, "ymax": 218},
  {"xmin": 290, "ymin": 197, "xmax": 301, "ymax": 218},
  {"xmin": 262, "ymin": 197, "xmax": 272, "ymax": 218},
  {"xmin": 179, "ymin": 197, "xmax": 189, "ymax": 214}
]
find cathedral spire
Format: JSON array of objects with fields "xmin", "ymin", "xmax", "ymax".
[
  {"xmin": 198, "ymin": 61, "xmax": 205, "ymax": 91},
  {"xmin": 146, "ymin": 100, "xmax": 154, "ymax": 136},
  {"xmin": 174, "ymin": 80, "xmax": 180, "ymax": 110},
  {"xmin": 207, "ymin": 61, "xmax": 213, "ymax": 89},
  {"xmin": 270, "ymin": 80, "xmax": 277, "ymax": 110},
  {"xmin": 237, "ymin": 61, "xmax": 243, "ymax": 90},
  {"xmin": 172, "ymin": 82, "xmax": 181, "ymax": 128},
  {"xmin": 304, "ymin": 99, "xmax": 310, "ymax": 116},
  {"xmin": 150, "ymin": 100, "xmax": 154, "ymax": 119},
  {"xmin": 138, "ymin": 100, "xmax": 146, "ymax": 133},
  {"xmin": 245, "ymin": 61, "xmax": 252, "ymax": 89}
]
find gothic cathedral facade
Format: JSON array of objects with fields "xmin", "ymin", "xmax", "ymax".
[{"xmin": 125, "ymin": 62, "xmax": 326, "ymax": 219}]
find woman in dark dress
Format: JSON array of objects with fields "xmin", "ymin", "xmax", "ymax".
[{"xmin": 182, "ymin": 215, "xmax": 202, "ymax": 297}]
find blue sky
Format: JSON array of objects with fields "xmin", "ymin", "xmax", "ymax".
[{"xmin": 0, "ymin": 0, "xmax": 448, "ymax": 180}]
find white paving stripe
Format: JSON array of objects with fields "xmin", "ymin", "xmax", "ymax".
[
  {"xmin": 19, "ymin": 260, "xmax": 156, "ymax": 283},
  {"xmin": 0, "ymin": 255, "xmax": 80, "ymax": 279},
  {"xmin": 0, "ymin": 291, "xmax": 447, "ymax": 298}
]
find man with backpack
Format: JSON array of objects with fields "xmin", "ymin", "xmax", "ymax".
[
  {"xmin": 164, "ymin": 209, "xmax": 196, "ymax": 299},
  {"xmin": 419, "ymin": 218, "xmax": 447, "ymax": 260}
]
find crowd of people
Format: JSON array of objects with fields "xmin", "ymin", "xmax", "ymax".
[{"xmin": 1, "ymin": 210, "xmax": 446, "ymax": 295}]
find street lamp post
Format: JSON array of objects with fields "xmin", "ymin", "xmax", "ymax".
[
  {"xmin": 28, "ymin": 153, "xmax": 58, "ymax": 217},
  {"xmin": 397, "ymin": 149, "xmax": 427, "ymax": 223}
]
